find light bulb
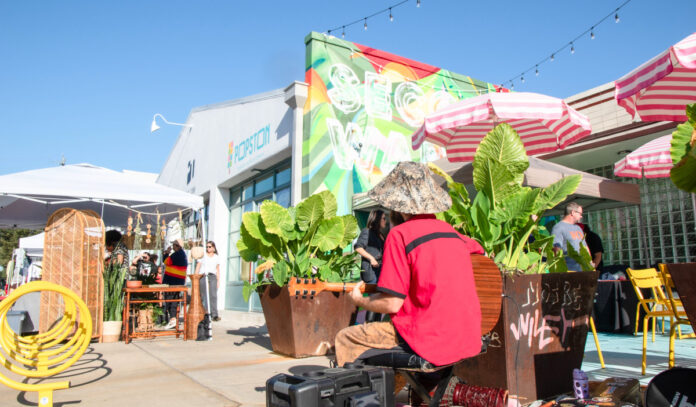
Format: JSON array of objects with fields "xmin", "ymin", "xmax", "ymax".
[
  {"xmin": 521, "ymin": 75, "xmax": 525, "ymax": 83},
  {"xmin": 389, "ymin": 8, "xmax": 393, "ymax": 21},
  {"xmin": 615, "ymin": 12, "xmax": 620, "ymax": 23},
  {"xmin": 511, "ymin": 82, "xmax": 514, "ymax": 90},
  {"xmin": 591, "ymin": 28, "xmax": 595, "ymax": 40},
  {"xmin": 550, "ymin": 53, "xmax": 555, "ymax": 62},
  {"xmin": 571, "ymin": 43, "xmax": 575, "ymax": 54},
  {"xmin": 417, "ymin": 0, "xmax": 421, "ymax": 7},
  {"xmin": 364, "ymin": 19, "xmax": 368, "ymax": 30},
  {"xmin": 342, "ymin": 26, "xmax": 345, "ymax": 38},
  {"xmin": 535, "ymin": 66, "xmax": 539, "ymax": 76}
]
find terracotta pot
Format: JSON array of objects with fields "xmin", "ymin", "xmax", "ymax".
[
  {"xmin": 102, "ymin": 320, "xmax": 123, "ymax": 343},
  {"xmin": 259, "ymin": 284, "xmax": 357, "ymax": 358},
  {"xmin": 126, "ymin": 280, "xmax": 142, "ymax": 289}
]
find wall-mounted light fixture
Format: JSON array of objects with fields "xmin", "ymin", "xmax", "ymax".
[{"xmin": 150, "ymin": 113, "xmax": 193, "ymax": 133}]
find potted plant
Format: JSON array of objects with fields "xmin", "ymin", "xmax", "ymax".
[
  {"xmin": 430, "ymin": 123, "xmax": 597, "ymax": 403},
  {"xmin": 102, "ymin": 260, "xmax": 126, "ymax": 342},
  {"xmin": 237, "ymin": 190, "xmax": 361, "ymax": 357}
]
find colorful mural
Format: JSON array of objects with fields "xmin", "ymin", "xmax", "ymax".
[{"xmin": 303, "ymin": 32, "xmax": 500, "ymax": 214}]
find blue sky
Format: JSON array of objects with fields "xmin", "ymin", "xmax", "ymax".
[{"xmin": 1, "ymin": 0, "xmax": 694, "ymax": 175}]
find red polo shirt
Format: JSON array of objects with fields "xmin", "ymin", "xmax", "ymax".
[{"xmin": 378, "ymin": 214, "xmax": 484, "ymax": 366}]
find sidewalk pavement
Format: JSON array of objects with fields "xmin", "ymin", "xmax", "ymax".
[
  {"xmin": 2, "ymin": 310, "xmax": 695, "ymax": 406},
  {"xmin": 0, "ymin": 310, "xmax": 332, "ymax": 407}
]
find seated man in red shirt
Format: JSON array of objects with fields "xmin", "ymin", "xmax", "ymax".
[{"xmin": 335, "ymin": 161, "xmax": 484, "ymax": 368}]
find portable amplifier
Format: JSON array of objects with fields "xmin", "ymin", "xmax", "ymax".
[{"xmin": 266, "ymin": 364, "xmax": 394, "ymax": 407}]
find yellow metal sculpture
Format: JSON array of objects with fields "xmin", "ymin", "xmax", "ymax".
[{"xmin": 0, "ymin": 281, "xmax": 92, "ymax": 406}]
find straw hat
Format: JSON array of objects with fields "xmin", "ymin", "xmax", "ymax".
[{"xmin": 368, "ymin": 161, "xmax": 451, "ymax": 214}]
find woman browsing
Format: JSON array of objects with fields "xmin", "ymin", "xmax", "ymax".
[{"xmin": 195, "ymin": 241, "xmax": 221, "ymax": 322}]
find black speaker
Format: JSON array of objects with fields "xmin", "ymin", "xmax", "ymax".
[{"xmin": 266, "ymin": 364, "xmax": 394, "ymax": 407}]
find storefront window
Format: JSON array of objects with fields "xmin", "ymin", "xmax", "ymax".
[{"xmin": 226, "ymin": 161, "xmax": 292, "ymax": 311}]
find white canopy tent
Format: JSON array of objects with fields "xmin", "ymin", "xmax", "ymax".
[
  {"xmin": 19, "ymin": 232, "xmax": 45, "ymax": 258},
  {"xmin": 0, "ymin": 163, "xmax": 204, "ymax": 229}
]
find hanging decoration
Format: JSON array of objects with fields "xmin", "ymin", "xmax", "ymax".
[
  {"xmin": 126, "ymin": 216, "xmax": 133, "ymax": 237},
  {"xmin": 145, "ymin": 223, "xmax": 152, "ymax": 244},
  {"xmin": 133, "ymin": 213, "xmax": 142, "ymax": 251}
]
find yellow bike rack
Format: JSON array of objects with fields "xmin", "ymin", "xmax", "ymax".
[{"xmin": 0, "ymin": 281, "xmax": 92, "ymax": 406}]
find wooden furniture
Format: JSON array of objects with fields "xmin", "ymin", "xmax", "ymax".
[
  {"xmin": 122, "ymin": 286, "xmax": 187, "ymax": 344},
  {"xmin": 626, "ymin": 267, "xmax": 677, "ymax": 375},
  {"xmin": 658, "ymin": 264, "xmax": 695, "ymax": 369},
  {"xmin": 41, "ymin": 208, "xmax": 104, "ymax": 341}
]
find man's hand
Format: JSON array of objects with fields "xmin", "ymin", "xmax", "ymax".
[
  {"xmin": 369, "ymin": 258, "xmax": 379, "ymax": 268},
  {"xmin": 348, "ymin": 281, "xmax": 364, "ymax": 307}
]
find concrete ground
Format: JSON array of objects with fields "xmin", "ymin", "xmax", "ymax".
[{"xmin": 1, "ymin": 311, "xmax": 695, "ymax": 406}]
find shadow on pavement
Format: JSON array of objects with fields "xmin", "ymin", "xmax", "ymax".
[
  {"xmin": 226, "ymin": 326, "xmax": 272, "ymax": 350},
  {"xmin": 15, "ymin": 347, "xmax": 111, "ymax": 406}
]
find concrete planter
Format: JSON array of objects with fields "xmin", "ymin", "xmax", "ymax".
[
  {"xmin": 454, "ymin": 271, "xmax": 598, "ymax": 404},
  {"xmin": 258, "ymin": 284, "xmax": 357, "ymax": 358}
]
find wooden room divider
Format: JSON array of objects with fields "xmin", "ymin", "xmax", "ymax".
[{"xmin": 41, "ymin": 208, "xmax": 104, "ymax": 341}]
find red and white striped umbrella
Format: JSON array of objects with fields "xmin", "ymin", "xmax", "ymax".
[
  {"xmin": 615, "ymin": 32, "xmax": 696, "ymax": 122},
  {"xmin": 412, "ymin": 92, "xmax": 591, "ymax": 162},
  {"xmin": 614, "ymin": 135, "xmax": 673, "ymax": 178}
]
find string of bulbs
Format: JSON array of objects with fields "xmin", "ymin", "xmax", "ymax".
[
  {"xmin": 326, "ymin": 0, "xmax": 416, "ymax": 39},
  {"xmin": 503, "ymin": 0, "xmax": 633, "ymax": 90},
  {"xmin": 324, "ymin": 0, "xmax": 634, "ymax": 92}
]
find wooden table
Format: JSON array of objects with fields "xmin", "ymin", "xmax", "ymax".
[{"xmin": 122, "ymin": 285, "xmax": 188, "ymax": 344}]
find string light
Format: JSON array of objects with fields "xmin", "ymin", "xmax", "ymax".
[
  {"xmin": 502, "ymin": 0, "xmax": 632, "ymax": 89},
  {"xmin": 325, "ymin": 0, "xmax": 410, "ymax": 39},
  {"xmin": 417, "ymin": 0, "xmax": 421, "ymax": 7}
]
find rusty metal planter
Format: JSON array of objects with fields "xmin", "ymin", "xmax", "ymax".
[
  {"xmin": 454, "ymin": 271, "xmax": 598, "ymax": 404},
  {"xmin": 258, "ymin": 284, "xmax": 357, "ymax": 358}
]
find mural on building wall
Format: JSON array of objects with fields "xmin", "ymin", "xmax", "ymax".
[{"xmin": 303, "ymin": 32, "xmax": 501, "ymax": 214}]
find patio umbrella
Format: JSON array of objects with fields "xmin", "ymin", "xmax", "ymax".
[
  {"xmin": 614, "ymin": 135, "xmax": 673, "ymax": 178},
  {"xmin": 614, "ymin": 32, "xmax": 696, "ymax": 122},
  {"xmin": 412, "ymin": 91, "xmax": 592, "ymax": 162}
]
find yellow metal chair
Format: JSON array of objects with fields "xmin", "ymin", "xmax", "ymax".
[
  {"xmin": 626, "ymin": 267, "xmax": 675, "ymax": 375},
  {"xmin": 658, "ymin": 264, "xmax": 694, "ymax": 369}
]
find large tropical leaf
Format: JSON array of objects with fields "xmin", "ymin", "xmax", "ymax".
[
  {"xmin": 566, "ymin": 242, "xmax": 594, "ymax": 272},
  {"xmin": 296, "ymin": 194, "xmax": 324, "ymax": 231},
  {"xmin": 317, "ymin": 190, "xmax": 338, "ymax": 219},
  {"xmin": 242, "ymin": 212, "xmax": 273, "ymax": 247},
  {"xmin": 260, "ymin": 200, "xmax": 295, "ymax": 238},
  {"xmin": 535, "ymin": 174, "xmax": 582, "ymax": 214},
  {"xmin": 473, "ymin": 123, "xmax": 529, "ymax": 182},
  {"xmin": 311, "ymin": 217, "xmax": 345, "ymax": 252},
  {"xmin": 669, "ymin": 104, "xmax": 696, "ymax": 193},
  {"xmin": 490, "ymin": 188, "xmax": 540, "ymax": 225},
  {"xmin": 340, "ymin": 215, "xmax": 359, "ymax": 247},
  {"xmin": 473, "ymin": 158, "xmax": 520, "ymax": 206},
  {"xmin": 271, "ymin": 260, "xmax": 290, "ymax": 287},
  {"xmin": 670, "ymin": 149, "xmax": 696, "ymax": 193}
]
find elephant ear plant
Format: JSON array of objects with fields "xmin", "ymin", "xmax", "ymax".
[
  {"xmin": 670, "ymin": 103, "xmax": 696, "ymax": 193},
  {"xmin": 237, "ymin": 190, "xmax": 360, "ymax": 301},
  {"xmin": 430, "ymin": 123, "xmax": 584, "ymax": 274}
]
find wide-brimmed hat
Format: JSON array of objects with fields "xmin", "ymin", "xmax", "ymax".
[{"xmin": 368, "ymin": 161, "xmax": 451, "ymax": 214}]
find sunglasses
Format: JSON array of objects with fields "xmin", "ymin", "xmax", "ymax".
[{"xmin": 206, "ymin": 245, "xmax": 213, "ymax": 248}]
